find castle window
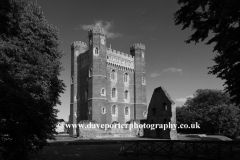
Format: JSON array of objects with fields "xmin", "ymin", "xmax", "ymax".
[
  {"xmin": 101, "ymin": 107, "xmax": 106, "ymax": 114},
  {"xmin": 89, "ymin": 68, "xmax": 92, "ymax": 77},
  {"xmin": 163, "ymin": 103, "xmax": 167, "ymax": 110},
  {"xmin": 142, "ymin": 77, "xmax": 146, "ymax": 85},
  {"xmin": 111, "ymin": 69, "xmax": 116, "ymax": 80},
  {"xmin": 124, "ymin": 106, "xmax": 129, "ymax": 116},
  {"xmin": 152, "ymin": 108, "xmax": 156, "ymax": 116},
  {"xmin": 85, "ymin": 89, "xmax": 88, "ymax": 100},
  {"xmin": 123, "ymin": 73, "xmax": 128, "ymax": 83},
  {"xmin": 94, "ymin": 47, "xmax": 99, "ymax": 55},
  {"xmin": 142, "ymin": 52, "xmax": 145, "ymax": 58},
  {"xmin": 75, "ymin": 94, "xmax": 80, "ymax": 101},
  {"xmin": 71, "ymin": 76, "xmax": 74, "ymax": 84},
  {"xmin": 107, "ymin": 55, "xmax": 109, "ymax": 59},
  {"xmin": 101, "ymin": 88, "xmax": 106, "ymax": 96},
  {"xmin": 112, "ymin": 88, "xmax": 116, "ymax": 98},
  {"xmin": 111, "ymin": 105, "xmax": 117, "ymax": 115},
  {"xmin": 124, "ymin": 90, "xmax": 129, "ymax": 100}
]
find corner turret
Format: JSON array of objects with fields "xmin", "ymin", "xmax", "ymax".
[
  {"xmin": 71, "ymin": 41, "xmax": 88, "ymax": 50},
  {"xmin": 130, "ymin": 43, "xmax": 145, "ymax": 51}
]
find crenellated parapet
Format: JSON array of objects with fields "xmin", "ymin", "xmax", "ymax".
[
  {"xmin": 71, "ymin": 41, "xmax": 88, "ymax": 49},
  {"xmin": 88, "ymin": 27, "xmax": 106, "ymax": 37},
  {"xmin": 130, "ymin": 43, "xmax": 145, "ymax": 51},
  {"xmin": 106, "ymin": 48, "xmax": 134, "ymax": 70}
]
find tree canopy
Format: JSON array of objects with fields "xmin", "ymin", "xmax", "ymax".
[
  {"xmin": 174, "ymin": 0, "xmax": 240, "ymax": 105},
  {"xmin": 0, "ymin": 0, "xmax": 65, "ymax": 159},
  {"xmin": 176, "ymin": 89, "xmax": 240, "ymax": 138}
]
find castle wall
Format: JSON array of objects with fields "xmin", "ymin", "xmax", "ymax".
[{"xmin": 106, "ymin": 65, "xmax": 135, "ymax": 124}]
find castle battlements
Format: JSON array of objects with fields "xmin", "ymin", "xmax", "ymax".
[
  {"xmin": 106, "ymin": 48, "xmax": 134, "ymax": 70},
  {"xmin": 106, "ymin": 48, "xmax": 134, "ymax": 61},
  {"xmin": 88, "ymin": 27, "xmax": 106, "ymax": 37},
  {"xmin": 130, "ymin": 43, "xmax": 145, "ymax": 51},
  {"xmin": 71, "ymin": 41, "xmax": 88, "ymax": 49}
]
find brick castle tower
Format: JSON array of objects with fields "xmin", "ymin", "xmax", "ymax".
[{"xmin": 69, "ymin": 27, "xmax": 147, "ymax": 135}]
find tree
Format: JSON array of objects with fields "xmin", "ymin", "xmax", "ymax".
[
  {"xmin": 0, "ymin": 0, "xmax": 65, "ymax": 159},
  {"xmin": 177, "ymin": 89, "xmax": 240, "ymax": 137},
  {"xmin": 174, "ymin": 0, "xmax": 240, "ymax": 105}
]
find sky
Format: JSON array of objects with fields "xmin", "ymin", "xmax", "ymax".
[{"xmin": 37, "ymin": 0, "xmax": 225, "ymax": 121}]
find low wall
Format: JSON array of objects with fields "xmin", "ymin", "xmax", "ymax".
[
  {"xmin": 78, "ymin": 128, "xmax": 141, "ymax": 139},
  {"xmin": 77, "ymin": 120, "xmax": 143, "ymax": 139}
]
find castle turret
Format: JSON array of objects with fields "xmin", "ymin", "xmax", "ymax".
[
  {"xmin": 130, "ymin": 43, "xmax": 147, "ymax": 120},
  {"xmin": 69, "ymin": 41, "xmax": 87, "ymax": 135},
  {"xmin": 88, "ymin": 27, "xmax": 108, "ymax": 124}
]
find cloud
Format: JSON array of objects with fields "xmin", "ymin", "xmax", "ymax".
[
  {"xmin": 176, "ymin": 95, "xmax": 194, "ymax": 103},
  {"xmin": 163, "ymin": 67, "xmax": 182, "ymax": 74},
  {"xmin": 80, "ymin": 20, "xmax": 122, "ymax": 39},
  {"xmin": 150, "ymin": 72, "xmax": 161, "ymax": 78}
]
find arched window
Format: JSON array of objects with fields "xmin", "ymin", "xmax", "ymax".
[
  {"xmin": 142, "ymin": 52, "xmax": 144, "ymax": 58},
  {"xmin": 101, "ymin": 88, "xmax": 105, "ymax": 95},
  {"xmin": 163, "ymin": 103, "xmax": 167, "ymax": 110},
  {"xmin": 124, "ymin": 106, "xmax": 129, "ymax": 116},
  {"xmin": 124, "ymin": 90, "xmax": 128, "ymax": 100},
  {"xmin": 71, "ymin": 76, "xmax": 74, "ymax": 84},
  {"xmin": 123, "ymin": 73, "xmax": 128, "ymax": 82},
  {"xmin": 142, "ymin": 77, "xmax": 146, "ymax": 85},
  {"xmin": 101, "ymin": 107, "xmax": 106, "ymax": 114},
  {"xmin": 112, "ymin": 88, "xmax": 116, "ymax": 98},
  {"xmin": 95, "ymin": 47, "xmax": 99, "ymax": 55},
  {"xmin": 111, "ymin": 69, "xmax": 115, "ymax": 80},
  {"xmin": 89, "ymin": 68, "xmax": 92, "ymax": 77},
  {"xmin": 111, "ymin": 105, "xmax": 117, "ymax": 115}
]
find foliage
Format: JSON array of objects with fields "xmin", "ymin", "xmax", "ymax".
[
  {"xmin": 174, "ymin": 0, "xmax": 240, "ymax": 105},
  {"xmin": 176, "ymin": 89, "xmax": 240, "ymax": 138},
  {"xmin": 0, "ymin": 0, "xmax": 65, "ymax": 159}
]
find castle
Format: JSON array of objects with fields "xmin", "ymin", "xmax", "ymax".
[{"xmin": 69, "ymin": 27, "xmax": 147, "ymax": 135}]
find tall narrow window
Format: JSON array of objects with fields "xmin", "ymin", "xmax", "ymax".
[
  {"xmin": 101, "ymin": 88, "xmax": 105, "ymax": 95},
  {"xmin": 101, "ymin": 107, "xmax": 106, "ymax": 114},
  {"xmin": 123, "ymin": 73, "xmax": 128, "ymax": 82},
  {"xmin": 71, "ymin": 76, "xmax": 74, "ymax": 84},
  {"xmin": 89, "ymin": 68, "xmax": 92, "ymax": 77},
  {"xmin": 95, "ymin": 47, "xmax": 99, "ymax": 55},
  {"xmin": 100, "ymin": 88, "xmax": 106, "ymax": 96},
  {"xmin": 111, "ymin": 69, "xmax": 115, "ymax": 80},
  {"xmin": 124, "ymin": 106, "xmax": 129, "ymax": 116},
  {"xmin": 124, "ymin": 90, "xmax": 128, "ymax": 100},
  {"xmin": 112, "ymin": 88, "xmax": 116, "ymax": 98},
  {"xmin": 142, "ymin": 77, "xmax": 146, "ymax": 85},
  {"xmin": 111, "ymin": 105, "xmax": 116, "ymax": 115}
]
